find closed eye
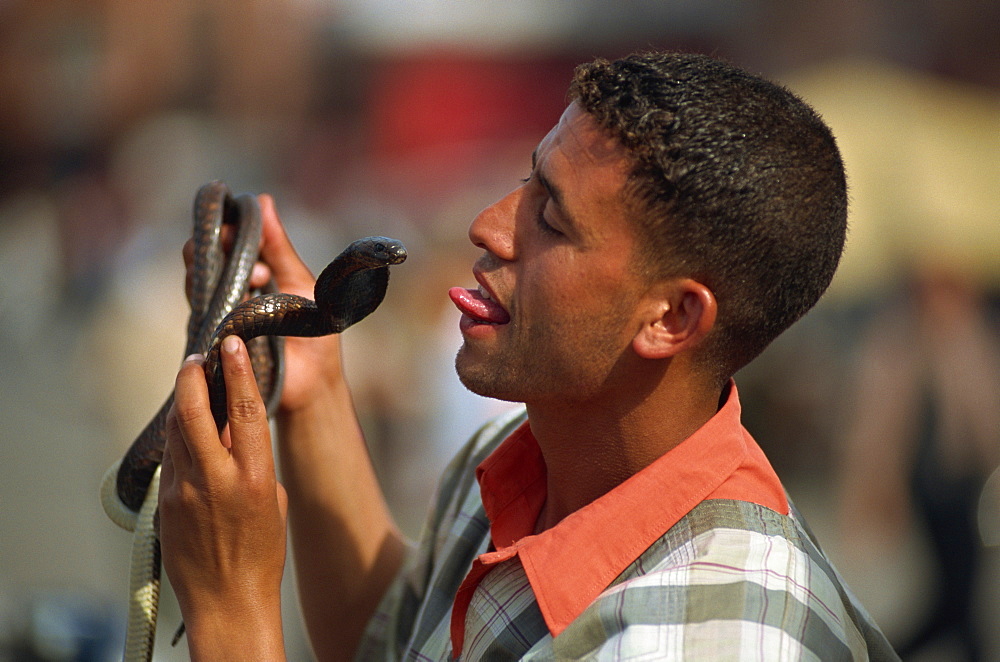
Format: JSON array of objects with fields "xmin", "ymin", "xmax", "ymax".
[
  {"xmin": 536, "ymin": 216, "xmax": 562, "ymax": 236},
  {"xmin": 535, "ymin": 202, "xmax": 563, "ymax": 237},
  {"xmin": 524, "ymin": 154, "xmax": 569, "ymax": 238}
]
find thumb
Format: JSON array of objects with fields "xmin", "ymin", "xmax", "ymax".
[{"xmin": 257, "ymin": 194, "xmax": 315, "ymax": 297}]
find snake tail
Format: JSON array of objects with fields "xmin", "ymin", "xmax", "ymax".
[{"xmin": 123, "ymin": 465, "xmax": 161, "ymax": 661}]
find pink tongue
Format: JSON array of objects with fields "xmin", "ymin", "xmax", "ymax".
[{"xmin": 449, "ymin": 287, "xmax": 510, "ymax": 324}]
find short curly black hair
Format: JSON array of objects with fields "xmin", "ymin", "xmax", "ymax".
[{"xmin": 569, "ymin": 52, "xmax": 847, "ymax": 385}]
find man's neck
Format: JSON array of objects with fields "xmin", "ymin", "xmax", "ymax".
[{"xmin": 526, "ymin": 375, "xmax": 722, "ymax": 532}]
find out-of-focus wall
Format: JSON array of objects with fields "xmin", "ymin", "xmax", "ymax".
[{"xmin": 1, "ymin": 1, "xmax": 997, "ymax": 659}]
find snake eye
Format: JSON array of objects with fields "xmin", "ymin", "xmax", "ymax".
[{"xmin": 374, "ymin": 242, "xmax": 386, "ymax": 253}]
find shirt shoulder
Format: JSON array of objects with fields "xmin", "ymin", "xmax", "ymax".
[
  {"xmin": 354, "ymin": 407, "xmax": 527, "ymax": 662},
  {"xmin": 425, "ymin": 406, "xmax": 528, "ymax": 541},
  {"xmin": 541, "ymin": 499, "xmax": 899, "ymax": 661}
]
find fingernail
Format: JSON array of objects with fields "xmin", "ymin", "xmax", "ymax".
[
  {"xmin": 223, "ymin": 335, "xmax": 240, "ymax": 354},
  {"xmin": 184, "ymin": 353, "xmax": 204, "ymax": 365}
]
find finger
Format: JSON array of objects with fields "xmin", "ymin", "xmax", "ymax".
[
  {"xmin": 248, "ymin": 262, "xmax": 272, "ymax": 292},
  {"xmin": 276, "ymin": 481, "xmax": 288, "ymax": 521},
  {"xmin": 164, "ymin": 400, "xmax": 192, "ymax": 476},
  {"xmin": 173, "ymin": 353, "xmax": 229, "ymax": 469},
  {"xmin": 182, "ymin": 238, "xmax": 195, "ymax": 302},
  {"xmin": 220, "ymin": 222, "xmax": 237, "ymax": 253},
  {"xmin": 219, "ymin": 426, "xmax": 234, "ymax": 450},
  {"xmin": 158, "ymin": 440, "xmax": 178, "ymax": 518},
  {"xmin": 257, "ymin": 194, "xmax": 314, "ymax": 295},
  {"xmin": 160, "ymin": 434, "xmax": 176, "ymax": 488},
  {"xmin": 218, "ymin": 335, "xmax": 273, "ymax": 473}
]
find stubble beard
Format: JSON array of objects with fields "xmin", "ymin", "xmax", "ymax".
[
  {"xmin": 454, "ymin": 340, "xmax": 534, "ymax": 404},
  {"xmin": 453, "ymin": 315, "xmax": 629, "ymax": 406}
]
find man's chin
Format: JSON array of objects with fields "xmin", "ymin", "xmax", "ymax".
[{"xmin": 454, "ymin": 355, "xmax": 523, "ymax": 404}]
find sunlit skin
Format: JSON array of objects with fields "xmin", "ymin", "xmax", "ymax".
[
  {"xmin": 162, "ymin": 101, "xmax": 721, "ymax": 660},
  {"xmin": 452, "ymin": 102, "xmax": 721, "ymax": 529}
]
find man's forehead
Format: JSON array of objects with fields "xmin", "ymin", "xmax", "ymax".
[
  {"xmin": 529, "ymin": 102, "xmax": 636, "ymax": 247},
  {"xmin": 535, "ymin": 102, "xmax": 631, "ymax": 172}
]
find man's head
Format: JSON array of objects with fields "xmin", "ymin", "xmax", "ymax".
[
  {"xmin": 451, "ymin": 51, "xmax": 847, "ymax": 406},
  {"xmin": 569, "ymin": 52, "xmax": 848, "ymax": 385}
]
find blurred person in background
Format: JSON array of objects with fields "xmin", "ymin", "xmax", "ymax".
[
  {"xmin": 839, "ymin": 262, "xmax": 1000, "ymax": 661},
  {"xmin": 157, "ymin": 52, "xmax": 898, "ymax": 660}
]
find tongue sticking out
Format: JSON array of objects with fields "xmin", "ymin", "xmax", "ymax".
[{"xmin": 449, "ymin": 287, "xmax": 510, "ymax": 324}]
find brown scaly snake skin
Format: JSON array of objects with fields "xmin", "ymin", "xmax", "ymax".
[{"xmin": 99, "ymin": 181, "xmax": 406, "ymax": 661}]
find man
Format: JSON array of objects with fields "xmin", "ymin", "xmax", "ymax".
[{"xmin": 159, "ymin": 52, "xmax": 898, "ymax": 660}]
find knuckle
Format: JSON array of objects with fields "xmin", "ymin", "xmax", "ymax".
[
  {"xmin": 161, "ymin": 478, "xmax": 214, "ymax": 515},
  {"xmin": 176, "ymin": 486, "xmax": 203, "ymax": 514},
  {"xmin": 245, "ymin": 473, "xmax": 281, "ymax": 506},
  {"xmin": 174, "ymin": 398, "xmax": 207, "ymax": 428},
  {"xmin": 228, "ymin": 394, "xmax": 264, "ymax": 423},
  {"xmin": 225, "ymin": 354, "xmax": 253, "ymax": 379},
  {"xmin": 158, "ymin": 482, "xmax": 184, "ymax": 515},
  {"xmin": 165, "ymin": 408, "xmax": 181, "ymax": 438},
  {"xmin": 242, "ymin": 467, "xmax": 272, "ymax": 494}
]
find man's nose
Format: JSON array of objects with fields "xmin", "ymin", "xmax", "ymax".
[{"xmin": 468, "ymin": 187, "xmax": 520, "ymax": 261}]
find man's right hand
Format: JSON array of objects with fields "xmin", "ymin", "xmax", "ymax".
[{"xmin": 182, "ymin": 190, "xmax": 405, "ymax": 660}]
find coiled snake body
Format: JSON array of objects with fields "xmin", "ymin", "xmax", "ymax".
[{"xmin": 100, "ymin": 181, "xmax": 406, "ymax": 661}]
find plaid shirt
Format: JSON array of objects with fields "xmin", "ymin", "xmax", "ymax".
[{"xmin": 357, "ymin": 395, "xmax": 898, "ymax": 661}]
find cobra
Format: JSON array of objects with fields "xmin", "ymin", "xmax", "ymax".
[{"xmin": 99, "ymin": 181, "xmax": 406, "ymax": 661}]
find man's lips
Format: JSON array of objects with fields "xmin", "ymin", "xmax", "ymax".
[{"xmin": 448, "ymin": 286, "xmax": 511, "ymax": 324}]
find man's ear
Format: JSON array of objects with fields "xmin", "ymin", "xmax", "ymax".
[{"xmin": 632, "ymin": 279, "xmax": 717, "ymax": 360}]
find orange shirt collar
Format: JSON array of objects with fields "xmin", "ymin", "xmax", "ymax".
[{"xmin": 450, "ymin": 381, "xmax": 788, "ymax": 652}]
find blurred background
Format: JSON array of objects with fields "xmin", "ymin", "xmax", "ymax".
[{"xmin": 1, "ymin": 1, "xmax": 998, "ymax": 660}]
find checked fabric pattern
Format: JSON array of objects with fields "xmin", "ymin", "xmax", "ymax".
[{"xmin": 356, "ymin": 409, "xmax": 898, "ymax": 661}]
